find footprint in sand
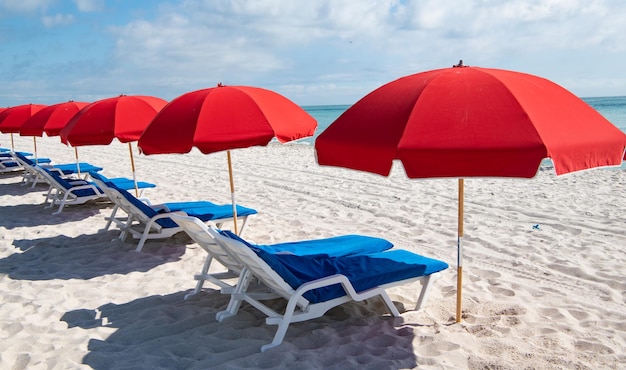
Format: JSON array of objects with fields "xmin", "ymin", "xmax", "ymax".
[
  {"xmin": 465, "ymin": 324, "xmax": 496, "ymax": 337},
  {"xmin": 574, "ymin": 340, "xmax": 614, "ymax": 354},
  {"xmin": 488, "ymin": 286, "xmax": 516, "ymax": 297},
  {"xmin": 414, "ymin": 338, "xmax": 460, "ymax": 356}
]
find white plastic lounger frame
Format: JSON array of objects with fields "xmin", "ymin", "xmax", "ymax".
[
  {"xmin": 201, "ymin": 221, "xmax": 442, "ymax": 352},
  {"xmin": 14, "ymin": 153, "xmax": 96, "ymax": 188},
  {"xmin": 170, "ymin": 215, "xmax": 272, "ymax": 300},
  {"xmin": 0, "ymin": 156, "xmax": 23, "ymax": 173},
  {"xmin": 34, "ymin": 166, "xmax": 105, "ymax": 215},
  {"xmin": 95, "ymin": 180, "xmax": 254, "ymax": 252},
  {"xmin": 13, "ymin": 153, "xmax": 57, "ymax": 187}
]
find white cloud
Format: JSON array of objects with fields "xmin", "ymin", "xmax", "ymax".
[
  {"xmin": 42, "ymin": 13, "xmax": 75, "ymax": 27},
  {"xmin": 2, "ymin": 0, "xmax": 626, "ymax": 106},
  {"xmin": 0, "ymin": 0, "xmax": 53, "ymax": 13},
  {"xmin": 73, "ymin": 0, "xmax": 104, "ymax": 12},
  {"xmin": 94, "ymin": 0, "xmax": 626, "ymax": 103}
]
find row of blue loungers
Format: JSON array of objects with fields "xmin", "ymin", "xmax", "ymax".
[{"xmin": 2, "ymin": 147, "xmax": 449, "ymax": 352}]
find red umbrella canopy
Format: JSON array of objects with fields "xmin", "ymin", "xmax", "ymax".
[
  {"xmin": 0, "ymin": 104, "xmax": 48, "ymax": 134},
  {"xmin": 315, "ymin": 66, "xmax": 626, "ymax": 178},
  {"xmin": 20, "ymin": 101, "xmax": 90, "ymax": 137},
  {"xmin": 60, "ymin": 95, "xmax": 167, "ymax": 146},
  {"xmin": 138, "ymin": 84, "xmax": 317, "ymax": 155}
]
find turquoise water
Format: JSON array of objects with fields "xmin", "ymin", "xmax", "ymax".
[
  {"xmin": 301, "ymin": 96, "xmax": 626, "ymax": 145},
  {"xmin": 300, "ymin": 105, "xmax": 350, "ymax": 144}
]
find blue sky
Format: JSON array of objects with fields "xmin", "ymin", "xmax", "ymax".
[{"xmin": 1, "ymin": 0, "xmax": 625, "ymax": 107}]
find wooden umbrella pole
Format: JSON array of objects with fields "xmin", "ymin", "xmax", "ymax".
[
  {"xmin": 10, "ymin": 133, "xmax": 14, "ymax": 151},
  {"xmin": 33, "ymin": 137, "xmax": 38, "ymax": 162},
  {"xmin": 227, "ymin": 150, "xmax": 239, "ymax": 235},
  {"xmin": 456, "ymin": 178, "xmax": 465, "ymax": 323},
  {"xmin": 74, "ymin": 147, "xmax": 81, "ymax": 178},
  {"xmin": 128, "ymin": 143, "xmax": 139, "ymax": 197}
]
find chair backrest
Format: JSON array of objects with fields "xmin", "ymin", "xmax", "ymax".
[
  {"xmin": 206, "ymin": 224, "xmax": 309, "ymax": 308},
  {"xmin": 89, "ymin": 171, "xmax": 119, "ymax": 203},
  {"xmin": 103, "ymin": 179, "xmax": 182, "ymax": 229},
  {"xmin": 13, "ymin": 152, "xmax": 34, "ymax": 166},
  {"xmin": 88, "ymin": 171, "xmax": 109, "ymax": 184},
  {"xmin": 35, "ymin": 166, "xmax": 73, "ymax": 190},
  {"xmin": 104, "ymin": 179, "xmax": 158, "ymax": 217},
  {"xmin": 170, "ymin": 215, "xmax": 244, "ymax": 274},
  {"xmin": 0, "ymin": 159, "xmax": 20, "ymax": 168},
  {"xmin": 109, "ymin": 185, "xmax": 157, "ymax": 219}
]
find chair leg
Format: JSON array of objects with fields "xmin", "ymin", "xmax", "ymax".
[
  {"xmin": 216, "ymin": 268, "xmax": 251, "ymax": 322},
  {"xmin": 378, "ymin": 291, "xmax": 400, "ymax": 317},
  {"xmin": 415, "ymin": 274, "xmax": 436, "ymax": 311},
  {"xmin": 29, "ymin": 173, "xmax": 42, "ymax": 188},
  {"xmin": 184, "ymin": 255, "xmax": 213, "ymax": 300},
  {"xmin": 52, "ymin": 193, "xmax": 70, "ymax": 215},
  {"xmin": 135, "ymin": 223, "xmax": 155, "ymax": 252},
  {"xmin": 101, "ymin": 205, "xmax": 119, "ymax": 232},
  {"xmin": 119, "ymin": 215, "xmax": 134, "ymax": 241},
  {"xmin": 135, "ymin": 217, "xmax": 166, "ymax": 252},
  {"xmin": 44, "ymin": 193, "xmax": 58, "ymax": 209},
  {"xmin": 43, "ymin": 187, "xmax": 55, "ymax": 206},
  {"xmin": 238, "ymin": 216, "xmax": 251, "ymax": 235},
  {"xmin": 261, "ymin": 294, "xmax": 301, "ymax": 352}
]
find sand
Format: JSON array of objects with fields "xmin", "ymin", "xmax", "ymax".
[{"xmin": 1, "ymin": 134, "xmax": 625, "ymax": 369}]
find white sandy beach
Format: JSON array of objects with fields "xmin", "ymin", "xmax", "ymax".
[{"xmin": 1, "ymin": 134, "xmax": 625, "ymax": 369}]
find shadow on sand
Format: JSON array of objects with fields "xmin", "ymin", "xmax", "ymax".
[
  {"xmin": 0, "ymin": 182, "xmax": 114, "ymax": 229},
  {"xmin": 0, "ymin": 179, "xmax": 49, "ymax": 196},
  {"xmin": 0, "ymin": 231, "xmax": 188, "ymax": 280},
  {"xmin": 61, "ymin": 291, "xmax": 418, "ymax": 369},
  {"xmin": 0, "ymin": 202, "xmax": 110, "ymax": 228}
]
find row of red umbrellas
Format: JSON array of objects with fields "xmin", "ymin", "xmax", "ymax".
[
  {"xmin": 2, "ymin": 65, "xmax": 625, "ymax": 324},
  {"xmin": 0, "ymin": 86, "xmax": 317, "ymax": 231}
]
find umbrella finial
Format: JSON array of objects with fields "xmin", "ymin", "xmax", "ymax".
[
  {"xmin": 217, "ymin": 82, "xmax": 224, "ymax": 87},
  {"xmin": 453, "ymin": 60, "xmax": 467, "ymax": 68}
]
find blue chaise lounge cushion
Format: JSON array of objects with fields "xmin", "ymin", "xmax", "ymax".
[
  {"xmin": 222, "ymin": 231, "xmax": 393, "ymax": 257},
  {"xmin": 221, "ymin": 231, "xmax": 449, "ymax": 304}
]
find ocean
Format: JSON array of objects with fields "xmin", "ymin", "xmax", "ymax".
[{"xmin": 300, "ymin": 96, "xmax": 626, "ymax": 146}]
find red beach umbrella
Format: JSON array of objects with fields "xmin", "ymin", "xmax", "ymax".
[
  {"xmin": 21, "ymin": 101, "xmax": 90, "ymax": 137},
  {"xmin": 0, "ymin": 108, "xmax": 6, "ymax": 147},
  {"xmin": 0, "ymin": 107, "xmax": 7, "ymax": 149},
  {"xmin": 19, "ymin": 101, "xmax": 91, "ymax": 175},
  {"xmin": 138, "ymin": 83, "xmax": 317, "ymax": 233},
  {"xmin": 60, "ymin": 95, "xmax": 168, "ymax": 195},
  {"xmin": 0, "ymin": 104, "xmax": 47, "ymax": 152},
  {"xmin": 315, "ymin": 63, "xmax": 626, "ymax": 322}
]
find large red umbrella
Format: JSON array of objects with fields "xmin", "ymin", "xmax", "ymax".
[
  {"xmin": 138, "ymin": 84, "xmax": 317, "ymax": 233},
  {"xmin": 315, "ymin": 63, "xmax": 626, "ymax": 322},
  {"xmin": 0, "ymin": 108, "xmax": 6, "ymax": 150},
  {"xmin": 21, "ymin": 101, "xmax": 90, "ymax": 137},
  {"xmin": 59, "ymin": 95, "xmax": 168, "ymax": 195},
  {"xmin": 0, "ymin": 104, "xmax": 47, "ymax": 153},
  {"xmin": 20, "ymin": 101, "xmax": 90, "ymax": 173},
  {"xmin": 0, "ymin": 107, "xmax": 8, "ymax": 149}
]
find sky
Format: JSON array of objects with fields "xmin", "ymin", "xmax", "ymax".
[{"xmin": 1, "ymin": 0, "xmax": 626, "ymax": 107}]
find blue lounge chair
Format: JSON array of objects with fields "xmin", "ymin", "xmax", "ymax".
[
  {"xmin": 13, "ymin": 152, "xmax": 103, "ymax": 187},
  {"xmin": 35, "ymin": 166, "xmax": 108, "ymax": 214},
  {"xmin": 170, "ymin": 214, "xmax": 396, "ymax": 299},
  {"xmin": 0, "ymin": 157, "xmax": 23, "ymax": 173},
  {"xmin": 34, "ymin": 166, "xmax": 155, "ymax": 215},
  {"xmin": 171, "ymin": 215, "xmax": 449, "ymax": 352},
  {"xmin": 90, "ymin": 172, "xmax": 257, "ymax": 252},
  {"xmin": 0, "ymin": 151, "xmax": 51, "ymax": 174}
]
